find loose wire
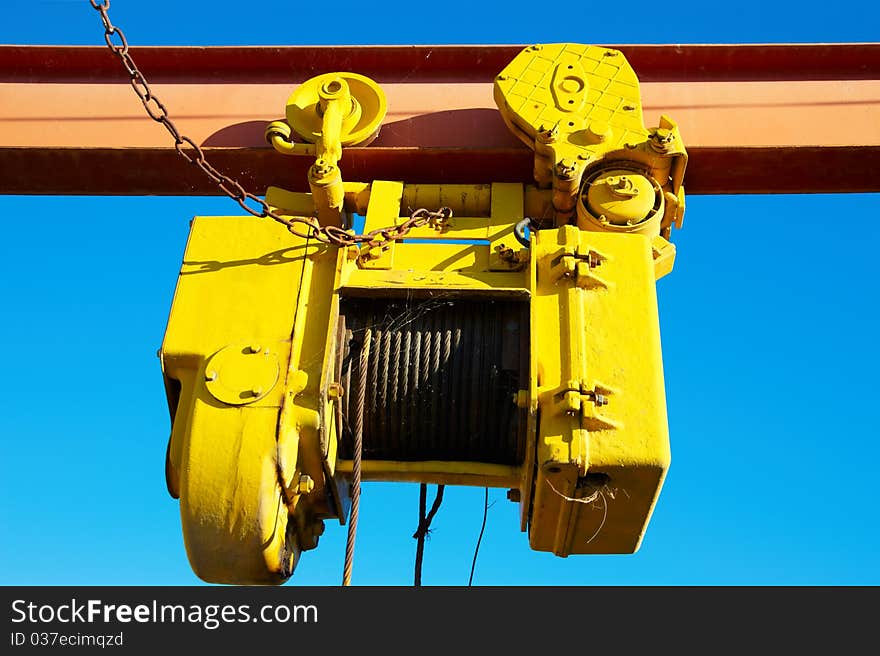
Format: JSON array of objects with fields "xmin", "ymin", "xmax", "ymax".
[
  {"xmin": 413, "ymin": 484, "xmax": 445, "ymax": 586},
  {"xmin": 468, "ymin": 487, "xmax": 489, "ymax": 586}
]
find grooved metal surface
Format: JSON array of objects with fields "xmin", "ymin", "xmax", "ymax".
[{"xmin": 338, "ymin": 298, "xmax": 527, "ymax": 465}]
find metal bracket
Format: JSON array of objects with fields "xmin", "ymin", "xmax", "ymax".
[
  {"xmin": 558, "ymin": 244, "xmax": 610, "ymax": 289},
  {"xmin": 558, "ymin": 379, "xmax": 619, "ymax": 430}
]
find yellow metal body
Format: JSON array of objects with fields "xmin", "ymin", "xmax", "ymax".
[
  {"xmin": 529, "ymin": 226, "xmax": 669, "ymax": 554},
  {"xmin": 161, "ymin": 43, "xmax": 687, "ymax": 583},
  {"xmin": 162, "ymin": 217, "xmax": 338, "ymax": 583}
]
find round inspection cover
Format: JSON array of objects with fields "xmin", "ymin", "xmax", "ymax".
[
  {"xmin": 205, "ymin": 343, "xmax": 280, "ymax": 406},
  {"xmin": 586, "ymin": 169, "xmax": 658, "ymax": 226}
]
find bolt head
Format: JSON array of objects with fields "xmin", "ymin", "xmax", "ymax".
[
  {"xmin": 205, "ymin": 370, "xmax": 218, "ymax": 381},
  {"xmin": 312, "ymin": 159, "xmax": 336, "ymax": 177},
  {"xmin": 555, "ymin": 159, "xmax": 577, "ymax": 179},
  {"xmin": 536, "ymin": 123, "xmax": 558, "ymax": 143},
  {"xmin": 650, "ymin": 128, "xmax": 674, "ymax": 152},
  {"xmin": 297, "ymin": 474, "xmax": 315, "ymax": 495}
]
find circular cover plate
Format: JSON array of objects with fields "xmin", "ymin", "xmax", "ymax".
[
  {"xmin": 205, "ymin": 343, "xmax": 280, "ymax": 406},
  {"xmin": 286, "ymin": 72, "xmax": 387, "ymax": 146},
  {"xmin": 587, "ymin": 170, "xmax": 657, "ymax": 226}
]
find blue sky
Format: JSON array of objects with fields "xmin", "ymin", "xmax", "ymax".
[{"xmin": 1, "ymin": 1, "xmax": 878, "ymax": 585}]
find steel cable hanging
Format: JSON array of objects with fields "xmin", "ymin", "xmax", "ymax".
[
  {"xmin": 342, "ymin": 327, "xmax": 370, "ymax": 586},
  {"xmin": 468, "ymin": 488, "xmax": 490, "ymax": 586},
  {"xmin": 413, "ymin": 484, "xmax": 445, "ymax": 586}
]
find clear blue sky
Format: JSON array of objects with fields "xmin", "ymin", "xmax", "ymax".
[{"xmin": 1, "ymin": 1, "xmax": 878, "ymax": 585}]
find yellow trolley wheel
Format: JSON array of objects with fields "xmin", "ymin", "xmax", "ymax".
[{"xmin": 285, "ymin": 72, "xmax": 387, "ymax": 146}]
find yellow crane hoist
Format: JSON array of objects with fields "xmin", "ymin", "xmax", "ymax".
[{"xmin": 159, "ymin": 43, "xmax": 687, "ymax": 584}]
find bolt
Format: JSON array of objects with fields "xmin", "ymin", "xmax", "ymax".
[
  {"xmin": 250, "ymin": 386, "xmax": 263, "ymax": 397},
  {"xmin": 603, "ymin": 50, "xmax": 618, "ymax": 57},
  {"xmin": 622, "ymin": 104, "xmax": 636, "ymax": 111},
  {"xmin": 594, "ymin": 393, "xmax": 609, "ymax": 406},
  {"xmin": 248, "ymin": 344, "xmax": 261, "ymax": 354},
  {"xmin": 297, "ymin": 474, "xmax": 315, "ymax": 495},
  {"xmin": 650, "ymin": 128, "xmax": 674, "ymax": 153},
  {"xmin": 312, "ymin": 159, "xmax": 336, "ymax": 177},
  {"xmin": 507, "ymin": 488, "xmax": 521, "ymax": 503},
  {"xmin": 536, "ymin": 123, "xmax": 559, "ymax": 143},
  {"xmin": 555, "ymin": 159, "xmax": 577, "ymax": 180},
  {"xmin": 328, "ymin": 382, "xmax": 344, "ymax": 400},
  {"xmin": 205, "ymin": 370, "xmax": 218, "ymax": 382},
  {"xmin": 497, "ymin": 74, "xmax": 507, "ymax": 81}
]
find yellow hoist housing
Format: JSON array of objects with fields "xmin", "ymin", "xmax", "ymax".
[{"xmin": 160, "ymin": 43, "xmax": 687, "ymax": 584}]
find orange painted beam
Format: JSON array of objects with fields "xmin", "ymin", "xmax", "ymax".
[{"xmin": 1, "ymin": 44, "xmax": 879, "ymax": 195}]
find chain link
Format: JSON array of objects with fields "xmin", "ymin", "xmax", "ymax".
[{"xmin": 88, "ymin": 0, "xmax": 449, "ymax": 247}]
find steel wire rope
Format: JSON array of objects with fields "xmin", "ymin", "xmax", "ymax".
[{"xmin": 342, "ymin": 326, "xmax": 370, "ymax": 586}]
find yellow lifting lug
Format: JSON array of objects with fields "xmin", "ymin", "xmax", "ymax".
[{"xmin": 264, "ymin": 72, "xmax": 387, "ymax": 227}]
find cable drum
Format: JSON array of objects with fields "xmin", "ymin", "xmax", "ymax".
[{"xmin": 338, "ymin": 297, "xmax": 528, "ymax": 465}]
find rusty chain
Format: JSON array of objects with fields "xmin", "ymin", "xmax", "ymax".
[{"xmin": 88, "ymin": 0, "xmax": 450, "ymax": 248}]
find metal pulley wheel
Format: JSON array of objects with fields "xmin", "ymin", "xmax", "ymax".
[{"xmin": 285, "ymin": 72, "xmax": 387, "ymax": 146}]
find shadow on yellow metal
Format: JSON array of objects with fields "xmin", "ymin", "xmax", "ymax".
[{"xmin": 160, "ymin": 43, "xmax": 687, "ymax": 584}]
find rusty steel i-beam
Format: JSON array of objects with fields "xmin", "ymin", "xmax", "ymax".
[{"xmin": 1, "ymin": 43, "xmax": 879, "ymax": 196}]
